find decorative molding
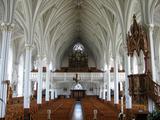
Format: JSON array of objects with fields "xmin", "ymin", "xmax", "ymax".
[{"xmin": 0, "ymin": 23, "xmax": 14, "ymax": 32}]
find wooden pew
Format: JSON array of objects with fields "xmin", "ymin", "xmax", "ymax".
[{"xmin": 81, "ymin": 97, "xmax": 118, "ymax": 120}]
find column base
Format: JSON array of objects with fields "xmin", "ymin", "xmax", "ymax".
[{"xmin": 24, "ymin": 108, "xmax": 30, "ymax": 120}]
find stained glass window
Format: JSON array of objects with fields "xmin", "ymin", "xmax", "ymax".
[{"xmin": 73, "ymin": 43, "xmax": 84, "ymax": 51}]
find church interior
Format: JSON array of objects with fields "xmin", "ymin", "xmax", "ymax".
[{"xmin": 0, "ymin": 0, "xmax": 160, "ymax": 120}]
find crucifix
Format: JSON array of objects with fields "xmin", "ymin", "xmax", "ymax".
[{"xmin": 73, "ymin": 73, "xmax": 81, "ymax": 83}]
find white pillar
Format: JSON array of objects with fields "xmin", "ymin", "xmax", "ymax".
[
  {"xmin": 148, "ymin": 24, "xmax": 156, "ymax": 81},
  {"xmin": 12, "ymin": 63, "xmax": 19, "ymax": 97},
  {"xmin": 51, "ymin": 89, "xmax": 54, "ymax": 100},
  {"xmin": 55, "ymin": 89, "xmax": 58, "ymax": 98},
  {"xmin": 37, "ymin": 56, "xmax": 43, "ymax": 104},
  {"xmin": 114, "ymin": 58, "xmax": 119, "ymax": 104},
  {"xmin": 107, "ymin": 69, "xmax": 111, "ymax": 101},
  {"xmin": 148, "ymin": 24, "xmax": 156, "ymax": 112},
  {"xmin": 45, "ymin": 64, "xmax": 50, "ymax": 101},
  {"xmin": 102, "ymin": 85, "xmax": 106, "ymax": 100},
  {"xmin": 23, "ymin": 44, "xmax": 32, "ymax": 109},
  {"xmin": 99, "ymin": 84, "xmax": 102, "ymax": 99},
  {"xmin": 102, "ymin": 72, "xmax": 107, "ymax": 100},
  {"xmin": 125, "ymin": 55, "xmax": 132, "ymax": 109},
  {"xmin": 0, "ymin": 23, "xmax": 14, "ymax": 118},
  {"xmin": 29, "ymin": 54, "xmax": 32, "ymax": 97}
]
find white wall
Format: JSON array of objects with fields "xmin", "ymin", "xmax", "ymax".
[
  {"xmin": 61, "ymin": 54, "xmax": 69, "ymax": 67},
  {"xmin": 88, "ymin": 55, "xmax": 96, "ymax": 67}
]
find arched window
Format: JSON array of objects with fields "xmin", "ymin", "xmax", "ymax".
[{"xmin": 73, "ymin": 43, "xmax": 84, "ymax": 52}]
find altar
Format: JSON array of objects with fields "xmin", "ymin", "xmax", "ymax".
[{"xmin": 70, "ymin": 90, "xmax": 86, "ymax": 100}]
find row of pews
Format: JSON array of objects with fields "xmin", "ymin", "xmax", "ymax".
[
  {"xmin": 5, "ymin": 96, "xmax": 148, "ymax": 120},
  {"xmin": 31, "ymin": 98, "xmax": 75, "ymax": 120},
  {"xmin": 81, "ymin": 97, "xmax": 118, "ymax": 120},
  {"xmin": 81, "ymin": 96, "xmax": 148, "ymax": 120},
  {"xmin": 5, "ymin": 98, "xmax": 75, "ymax": 120},
  {"xmin": 5, "ymin": 103, "xmax": 23, "ymax": 120},
  {"xmin": 5, "ymin": 97, "xmax": 24, "ymax": 120}
]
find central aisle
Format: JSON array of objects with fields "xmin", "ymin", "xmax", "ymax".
[{"xmin": 72, "ymin": 101, "xmax": 83, "ymax": 120}]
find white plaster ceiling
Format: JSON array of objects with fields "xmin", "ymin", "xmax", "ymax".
[{"xmin": 0, "ymin": 0, "xmax": 160, "ymax": 69}]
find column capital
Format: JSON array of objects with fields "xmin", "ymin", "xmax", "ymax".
[
  {"xmin": 25, "ymin": 44, "xmax": 33, "ymax": 49},
  {"xmin": 1, "ymin": 22, "xmax": 14, "ymax": 32},
  {"xmin": 25, "ymin": 44, "xmax": 32, "ymax": 47},
  {"xmin": 37, "ymin": 54, "xmax": 44, "ymax": 60},
  {"xmin": 147, "ymin": 24, "xmax": 154, "ymax": 32}
]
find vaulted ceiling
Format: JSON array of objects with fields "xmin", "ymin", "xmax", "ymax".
[{"xmin": 0, "ymin": 0, "xmax": 160, "ymax": 70}]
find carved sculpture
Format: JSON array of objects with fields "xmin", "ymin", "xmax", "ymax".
[
  {"xmin": 126, "ymin": 15, "xmax": 148, "ymax": 57},
  {"xmin": 127, "ymin": 16, "xmax": 160, "ymax": 108},
  {"xmin": 127, "ymin": 15, "xmax": 150, "ymax": 104}
]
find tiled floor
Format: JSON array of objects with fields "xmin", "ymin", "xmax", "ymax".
[{"xmin": 72, "ymin": 101, "xmax": 83, "ymax": 120}]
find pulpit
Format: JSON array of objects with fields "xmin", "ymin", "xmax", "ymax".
[
  {"xmin": 70, "ymin": 90, "xmax": 86, "ymax": 100},
  {"xmin": 128, "ymin": 74, "xmax": 150, "ymax": 104}
]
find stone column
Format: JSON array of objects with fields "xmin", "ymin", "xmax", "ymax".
[
  {"xmin": 45, "ymin": 64, "xmax": 50, "ymax": 101},
  {"xmin": 0, "ymin": 23, "xmax": 14, "ymax": 118},
  {"xmin": 107, "ymin": 69, "xmax": 111, "ymax": 101},
  {"xmin": 37, "ymin": 56, "xmax": 43, "ymax": 104},
  {"xmin": 23, "ymin": 44, "xmax": 32, "ymax": 120},
  {"xmin": 51, "ymin": 89, "xmax": 54, "ymax": 100},
  {"xmin": 102, "ymin": 72, "xmax": 107, "ymax": 100},
  {"xmin": 99, "ymin": 84, "xmax": 102, "ymax": 99},
  {"xmin": 55, "ymin": 88, "xmax": 58, "ymax": 98},
  {"xmin": 147, "ymin": 24, "xmax": 156, "ymax": 112},
  {"xmin": 114, "ymin": 58, "xmax": 119, "ymax": 104},
  {"xmin": 125, "ymin": 55, "xmax": 132, "ymax": 109},
  {"xmin": 148, "ymin": 24, "xmax": 156, "ymax": 81},
  {"xmin": 12, "ymin": 62, "xmax": 19, "ymax": 97},
  {"xmin": 102, "ymin": 84, "xmax": 106, "ymax": 100},
  {"xmin": 29, "ymin": 53, "xmax": 32, "ymax": 97}
]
